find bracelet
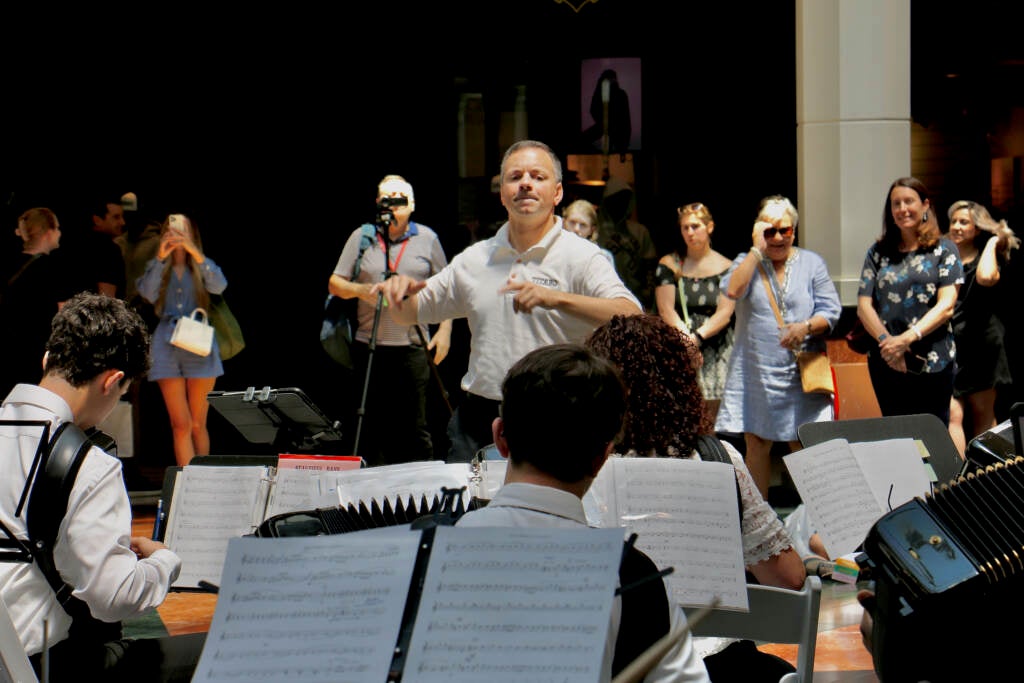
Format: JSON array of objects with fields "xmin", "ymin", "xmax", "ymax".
[
  {"xmin": 910, "ymin": 324, "xmax": 923, "ymax": 341},
  {"xmin": 804, "ymin": 320, "xmax": 813, "ymax": 336},
  {"xmin": 750, "ymin": 246, "xmax": 763, "ymax": 260},
  {"xmin": 877, "ymin": 333, "xmax": 889, "ymax": 343}
]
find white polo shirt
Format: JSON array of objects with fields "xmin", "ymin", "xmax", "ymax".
[{"xmin": 416, "ymin": 219, "xmax": 641, "ymax": 399}]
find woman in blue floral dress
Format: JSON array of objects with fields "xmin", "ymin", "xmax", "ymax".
[{"xmin": 856, "ymin": 177, "xmax": 963, "ymax": 424}]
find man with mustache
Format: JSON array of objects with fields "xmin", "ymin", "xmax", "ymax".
[{"xmin": 374, "ymin": 140, "xmax": 641, "ymax": 464}]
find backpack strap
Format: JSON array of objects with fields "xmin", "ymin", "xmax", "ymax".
[
  {"xmin": 612, "ymin": 542, "xmax": 671, "ymax": 677},
  {"xmin": 352, "ymin": 223, "xmax": 377, "ymax": 279},
  {"xmin": 26, "ymin": 422, "xmax": 94, "ymax": 604},
  {"xmin": 695, "ymin": 434, "xmax": 745, "ymax": 523}
]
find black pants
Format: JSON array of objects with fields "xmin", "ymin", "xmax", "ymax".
[
  {"xmin": 867, "ymin": 353, "xmax": 955, "ymax": 425},
  {"xmin": 446, "ymin": 393, "xmax": 501, "ymax": 463},
  {"xmin": 343, "ymin": 341, "xmax": 433, "ymax": 466},
  {"xmin": 32, "ymin": 632, "xmax": 206, "ymax": 683}
]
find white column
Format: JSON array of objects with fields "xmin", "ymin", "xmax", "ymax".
[{"xmin": 796, "ymin": 0, "xmax": 911, "ymax": 304}]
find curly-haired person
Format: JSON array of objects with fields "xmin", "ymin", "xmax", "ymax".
[{"xmin": 585, "ymin": 313, "xmax": 805, "ymax": 683}]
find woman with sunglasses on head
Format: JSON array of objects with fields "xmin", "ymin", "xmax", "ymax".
[
  {"xmin": 715, "ymin": 196, "xmax": 841, "ymax": 499},
  {"xmin": 856, "ymin": 177, "xmax": 963, "ymax": 428},
  {"xmin": 654, "ymin": 203, "xmax": 736, "ymax": 428},
  {"xmin": 944, "ymin": 200, "xmax": 1017, "ymax": 455}
]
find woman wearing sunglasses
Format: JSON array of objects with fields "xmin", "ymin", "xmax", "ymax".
[
  {"xmin": 714, "ymin": 196, "xmax": 841, "ymax": 499},
  {"xmin": 856, "ymin": 177, "xmax": 963, "ymax": 426}
]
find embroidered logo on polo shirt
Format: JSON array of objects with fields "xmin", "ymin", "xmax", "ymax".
[{"xmin": 532, "ymin": 276, "xmax": 559, "ymax": 287}]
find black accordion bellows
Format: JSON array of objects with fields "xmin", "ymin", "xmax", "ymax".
[
  {"xmin": 254, "ymin": 488, "xmax": 482, "ymax": 538},
  {"xmin": 861, "ymin": 455, "xmax": 1024, "ymax": 681}
]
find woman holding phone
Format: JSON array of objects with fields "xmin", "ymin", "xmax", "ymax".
[{"xmin": 137, "ymin": 213, "xmax": 227, "ymax": 466}]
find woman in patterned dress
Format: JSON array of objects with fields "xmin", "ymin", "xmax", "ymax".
[
  {"xmin": 654, "ymin": 202, "xmax": 736, "ymax": 428},
  {"xmin": 856, "ymin": 177, "xmax": 963, "ymax": 426}
]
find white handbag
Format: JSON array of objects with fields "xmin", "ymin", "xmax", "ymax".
[{"xmin": 170, "ymin": 308, "xmax": 214, "ymax": 357}]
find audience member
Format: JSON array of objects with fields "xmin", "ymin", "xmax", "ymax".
[
  {"xmin": 0, "ymin": 207, "xmax": 69, "ymax": 396},
  {"xmin": 585, "ymin": 313, "xmax": 805, "ymax": 682},
  {"xmin": 715, "ymin": 196, "xmax": 841, "ymax": 499},
  {"xmin": 61, "ymin": 195, "xmax": 127, "ymax": 299},
  {"xmin": 327, "ymin": 175, "xmax": 452, "ymax": 465},
  {"xmin": 562, "ymin": 198, "xmax": 614, "ymax": 263},
  {"xmin": 373, "ymin": 140, "xmax": 641, "ymax": 463},
  {"xmin": 136, "ymin": 214, "xmax": 227, "ymax": 467},
  {"xmin": 654, "ymin": 202, "xmax": 737, "ymax": 427},
  {"xmin": 115, "ymin": 191, "xmax": 163, "ymax": 324},
  {"xmin": 945, "ymin": 199, "xmax": 1019, "ymax": 455},
  {"xmin": 597, "ymin": 175, "xmax": 658, "ymax": 310},
  {"xmin": 457, "ymin": 343, "xmax": 710, "ymax": 682},
  {"xmin": 856, "ymin": 177, "xmax": 963, "ymax": 425},
  {"xmin": 0, "ymin": 292, "xmax": 203, "ymax": 682}
]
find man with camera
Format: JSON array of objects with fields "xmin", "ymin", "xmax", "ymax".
[
  {"xmin": 373, "ymin": 140, "xmax": 641, "ymax": 463},
  {"xmin": 328, "ymin": 175, "xmax": 452, "ymax": 465}
]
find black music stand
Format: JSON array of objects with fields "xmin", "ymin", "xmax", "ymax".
[
  {"xmin": 798, "ymin": 413, "xmax": 967, "ymax": 485},
  {"xmin": 207, "ymin": 386, "xmax": 345, "ymax": 455}
]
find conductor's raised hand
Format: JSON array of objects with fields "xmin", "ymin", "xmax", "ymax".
[
  {"xmin": 371, "ymin": 274, "xmax": 426, "ymax": 310},
  {"xmin": 500, "ymin": 277, "xmax": 560, "ymax": 313}
]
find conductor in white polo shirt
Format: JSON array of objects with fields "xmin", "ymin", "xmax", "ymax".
[{"xmin": 373, "ymin": 140, "xmax": 641, "ymax": 463}]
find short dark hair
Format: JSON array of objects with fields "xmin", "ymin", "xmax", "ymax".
[
  {"xmin": 91, "ymin": 197, "xmax": 123, "ymax": 220},
  {"xmin": 500, "ymin": 343, "xmax": 626, "ymax": 483},
  {"xmin": 44, "ymin": 293, "xmax": 151, "ymax": 387}
]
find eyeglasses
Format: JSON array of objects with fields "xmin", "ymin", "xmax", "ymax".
[{"xmin": 763, "ymin": 226, "xmax": 794, "ymax": 239}]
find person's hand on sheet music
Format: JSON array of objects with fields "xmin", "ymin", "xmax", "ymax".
[{"xmin": 131, "ymin": 536, "xmax": 169, "ymax": 559}]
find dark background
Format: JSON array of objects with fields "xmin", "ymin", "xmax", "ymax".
[{"xmin": 3, "ymin": 1, "xmax": 1022, "ymax": 467}]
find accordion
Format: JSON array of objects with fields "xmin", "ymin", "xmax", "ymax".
[
  {"xmin": 254, "ymin": 488, "xmax": 482, "ymax": 537},
  {"xmin": 861, "ymin": 455, "xmax": 1024, "ymax": 681}
]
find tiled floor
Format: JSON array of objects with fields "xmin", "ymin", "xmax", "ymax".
[{"xmin": 131, "ymin": 504, "xmax": 881, "ymax": 680}]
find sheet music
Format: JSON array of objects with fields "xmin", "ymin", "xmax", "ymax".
[
  {"xmin": 191, "ymin": 531, "xmax": 419, "ymax": 683},
  {"xmin": 849, "ymin": 438, "xmax": 933, "ymax": 513},
  {"xmin": 264, "ymin": 467, "xmax": 340, "ymax": 520},
  {"xmin": 163, "ymin": 465, "xmax": 270, "ymax": 589},
  {"xmin": 403, "ymin": 526, "xmax": 621, "ymax": 683},
  {"xmin": 591, "ymin": 457, "xmax": 748, "ymax": 611},
  {"xmin": 784, "ymin": 438, "xmax": 884, "ymax": 558}
]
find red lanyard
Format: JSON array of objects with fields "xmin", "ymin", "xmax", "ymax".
[{"xmin": 378, "ymin": 233, "xmax": 409, "ymax": 274}]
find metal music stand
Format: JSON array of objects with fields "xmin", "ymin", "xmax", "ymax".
[{"xmin": 206, "ymin": 386, "xmax": 345, "ymax": 455}]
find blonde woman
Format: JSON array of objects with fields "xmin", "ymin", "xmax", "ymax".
[
  {"xmin": 137, "ymin": 214, "xmax": 227, "ymax": 466},
  {"xmin": 945, "ymin": 200, "xmax": 1018, "ymax": 454},
  {"xmin": 562, "ymin": 198, "xmax": 614, "ymax": 264},
  {"xmin": 1, "ymin": 208, "xmax": 66, "ymax": 395}
]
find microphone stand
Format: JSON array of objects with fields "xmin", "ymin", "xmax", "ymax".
[{"xmin": 351, "ymin": 209, "xmax": 453, "ymax": 460}]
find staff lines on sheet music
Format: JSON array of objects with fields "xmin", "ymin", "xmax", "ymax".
[
  {"xmin": 209, "ymin": 644, "xmax": 366, "ymax": 661},
  {"xmin": 215, "ymin": 626, "xmax": 383, "ymax": 641},
  {"xmin": 439, "ymin": 560, "xmax": 613, "ymax": 573},
  {"xmin": 415, "ymin": 661, "xmax": 592, "ymax": 675},
  {"xmin": 418, "ymin": 640, "xmax": 597, "ymax": 655},
  {"xmin": 433, "ymin": 581, "xmax": 608, "ymax": 595},
  {"xmin": 197, "ymin": 662, "xmax": 372, "ymax": 679},
  {"xmin": 239, "ymin": 548, "xmax": 404, "ymax": 564},
  {"xmin": 224, "ymin": 606, "xmax": 389, "ymax": 623},
  {"xmin": 228, "ymin": 586, "xmax": 392, "ymax": 603},
  {"xmin": 430, "ymin": 600, "xmax": 605, "ymax": 613},
  {"xmin": 424, "ymin": 621, "xmax": 601, "ymax": 634},
  {"xmin": 442, "ymin": 540, "xmax": 616, "ymax": 554}
]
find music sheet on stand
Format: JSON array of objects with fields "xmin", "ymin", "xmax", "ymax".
[
  {"xmin": 592, "ymin": 458, "xmax": 748, "ymax": 611},
  {"xmin": 163, "ymin": 465, "xmax": 270, "ymax": 589},
  {"xmin": 191, "ymin": 531, "xmax": 418, "ymax": 683},
  {"xmin": 403, "ymin": 526, "xmax": 621, "ymax": 683},
  {"xmin": 190, "ymin": 526, "xmax": 620, "ymax": 683}
]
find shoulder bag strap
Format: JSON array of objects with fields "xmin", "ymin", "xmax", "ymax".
[{"xmin": 758, "ymin": 265, "xmax": 785, "ymax": 329}]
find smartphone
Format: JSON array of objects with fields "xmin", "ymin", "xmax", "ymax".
[{"xmin": 168, "ymin": 214, "xmax": 188, "ymax": 234}]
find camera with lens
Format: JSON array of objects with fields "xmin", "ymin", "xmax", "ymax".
[{"xmin": 377, "ymin": 196, "xmax": 409, "ymax": 210}]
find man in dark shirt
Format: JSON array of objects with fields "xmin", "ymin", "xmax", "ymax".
[{"xmin": 61, "ymin": 196, "xmax": 127, "ymax": 299}]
